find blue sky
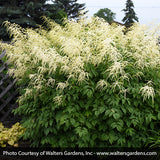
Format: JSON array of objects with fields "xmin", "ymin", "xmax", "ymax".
[{"xmin": 78, "ymin": 0, "xmax": 160, "ymax": 24}]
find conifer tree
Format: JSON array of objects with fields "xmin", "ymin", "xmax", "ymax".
[
  {"xmin": 122, "ymin": 0, "xmax": 139, "ymax": 27},
  {"xmin": 52, "ymin": 0, "xmax": 87, "ymax": 19},
  {"xmin": 0, "ymin": 0, "xmax": 64, "ymax": 40}
]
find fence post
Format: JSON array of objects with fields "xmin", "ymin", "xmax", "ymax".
[{"xmin": 0, "ymin": 50, "xmax": 19, "ymax": 123}]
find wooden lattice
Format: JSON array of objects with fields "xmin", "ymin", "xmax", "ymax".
[{"xmin": 0, "ymin": 50, "xmax": 19, "ymax": 122}]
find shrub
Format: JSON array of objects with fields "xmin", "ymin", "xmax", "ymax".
[
  {"xmin": 0, "ymin": 122, "xmax": 24, "ymax": 147},
  {"xmin": 1, "ymin": 18, "xmax": 160, "ymax": 147}
]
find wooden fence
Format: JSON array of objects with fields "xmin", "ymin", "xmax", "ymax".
[{"xmin": 0, "ymin": 50, "xmax": 19, "ymax": 123}]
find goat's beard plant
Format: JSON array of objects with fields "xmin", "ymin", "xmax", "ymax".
[{"xmin": 1, "ymin": 17, "xmax": 160, "ymax": 147}]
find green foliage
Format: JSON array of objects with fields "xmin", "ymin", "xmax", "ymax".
[
  {"xmin": 48, "ymin": 9, "xmax": 67, "ymax": 24},
  {"xmin": 146, "ymin": 130, "xmax": 160, "ymax": 149},
  {"xmin": 0, "ymin": 0, "xmax": 66, "ymax": 40},
  {"xmin": 53, "ymin": 0, "xmax": 88, "ymax": 19},
  {"xmin": 122, "ymin": 0, "xmax": 139, "ymax": 27},
  {"xmin": 0, "ymin": 122, "xmax": 25, "ymax": 147},
  {"xmin": 94, "ymin": 8, "xmax": 116, "ymax": 23},
  {"xmin": 1, "ymin": 17, "xmax": 160, "ymax": 148}
]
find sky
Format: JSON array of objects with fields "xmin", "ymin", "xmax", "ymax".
[{"xmin": 78, "ymin": 0, "xmax": 160, "ymax": 24}]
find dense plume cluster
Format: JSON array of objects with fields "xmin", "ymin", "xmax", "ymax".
[{"xmin": 1, "ymin": 17, "xmax": 159, "ymax": 104}]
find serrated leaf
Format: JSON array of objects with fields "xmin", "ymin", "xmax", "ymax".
[
  {"xmin": 109, "ymin": 111, "xmax": 114, "ymax": 117},
  {"xmin": 150, "ymin": 123, "xmax": 154, "ymax": 130},
  {"xmin": 128, "ymin": 107, "xmax": 133, "ymax": 113},
  {"xmin": 108, "ymin": 132, "xmax": 117, "ymax": 144},
  {"xmin": 45, "ymin": 122, "xmax": 48, "ymax": 128},
  {"xmin": 126, "ymin": 120, "xmax": 131, "ymax": 127},
  {"xmin": 85, "ymin": 111, "xmax": 92, "ymax": 117},
  {"xmin": 67, "ymin": 95, "xmax": 71, "ymax": 101},
  {"xmin": 95, "ymin": 110, "xmax": 99, "ymax": 117},
  {"xmin": 105, "ymin": 110, "xmax": 110, "ymax": 117},
  {"xmin": 122, "ymin": 99, "xmax": 126, "ymax": 105},
  {"xmin": 145, "ymin": 114, "xmax": 156, "ymax": 125},
  {"xmin": 92, "ymin": 134, "xmax": 97, "ymax": 140},
  {"xmin": 86, "ymin": 121, "xmax": 92, "ymax": 128},
  {"xmin": 117, "ymin": 126, "xmax": 122, "ymax": 132},
  {"xmin": 70, "ymin": 118, "xmax": 76, "ymax": 126},
  {"xmin": 44, "ymin": 128, "xmax": 50, "ymax": 136},
  {"xmin": 113, "ymin": 113, "xmax": 120, "ymax": 120},
  {"xmin": 121, "ymin": 107, "xmax": 126, "ymax": 114},
  {"xmin": 111, "ymin": 122, "xmax": 117, "ymax": 129},
  {"xmin": 131, "ymin": 119, "xmax": 138, "ymax": 127},
  {"xmin": 75, "ymin": 127, "xmax": 88, "ymax": 137},
  {"xmin": 101, "ymin": 134, "xmax": 109, "ymax": 141},
  {"xmin": 49, "ymin": 119, "xmax": 53, "ymax": 126},
  {"xmin": 117, "ymin": 137, "xmax": 126, "ymax": 146},
  {"xmin": 109, "ymin": 137, "xmax": 114, "ymax": 144},
  {"xmin": 133, "ymin": 101, "xmax": 138, "ymax": 107},
  {"xmin": 126, "ymin": 128, "xmax": 135, "ymax": 136},
  {"xmin": 87, "ymin": 89, "xmax": 93, "ymax": 98}
]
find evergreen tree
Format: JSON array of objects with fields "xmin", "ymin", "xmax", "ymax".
[
  {"xmin": 94, "ymin": 8, "xmax": 116, "ymax": 23},
  {"xmin": 122, "ymin": 0, "xmax": 139, "ymax": 27},
  {"xmin": 0, "ymin": 0, "xmax": 64, "ymax": 40},
  {"xmin": 48, "ymin": 7, "xmax": 67, "ymax": 24},
  {"xmin": 52, "ymin": 0, "xmax": 87, "ymax": 19}
]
